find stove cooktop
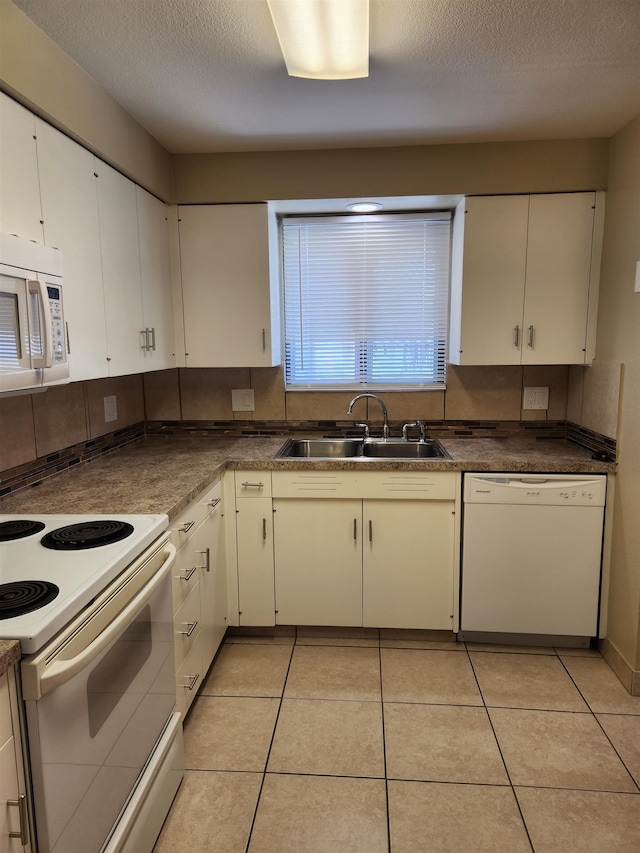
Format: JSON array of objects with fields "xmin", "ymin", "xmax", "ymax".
[{"xmin": 0, "ymin": 513, "xmax": 168, "ymax": 653}]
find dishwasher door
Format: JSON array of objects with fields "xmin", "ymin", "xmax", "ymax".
[{"xmin": 460, "ymin": 473, "xmax": 606, "ymax": 640}]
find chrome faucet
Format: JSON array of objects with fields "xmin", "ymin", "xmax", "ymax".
[{"xmin": 347, "ymin": 394, "xmax": 390, "ymax": 440}]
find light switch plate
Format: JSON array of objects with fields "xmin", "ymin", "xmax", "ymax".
[
  {"xmin": 232, "ymin": 389, "xmax": 255, "ymax": 412},
  {"xmin": 104, "ymin": 395, "xmax": 118, "ymax": 422},
  {"xmin": 523, "ymin": 386, "xmax": 549, "ymax": 410}
]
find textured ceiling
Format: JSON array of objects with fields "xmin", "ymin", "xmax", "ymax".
[{"xmin": 11, "ymin": 0, "xmax": 640, "ymax": 153}]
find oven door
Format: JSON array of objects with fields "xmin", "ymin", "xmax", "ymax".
[{"xmin": 21, "ymin": 536, "xmax": 177, "ymax": 853}]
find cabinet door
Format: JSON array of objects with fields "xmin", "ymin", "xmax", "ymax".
[
  {"xmin": 36, "ymin": 119, "xmax": 109, "ymax": 381},
  {"xmin": 236, "ymin": 497, "xmax": 275, "ymax": 625},
  {"xmin": 273, "ymin": 499, "xmax": 362, "ymax": 626},
  {"xmin": 0, "ymin": 93, "xmax": 43, "ymax": 244},
  {"xmin": 454, "ymin": 195, "xmax": 528, "ymax": 365},
  {"xmin": 363, "ymin": 500, "xmax": 455, "ymax": 630},
  {"xmin": 198, "ymin": 486, "xmax": 227, "ymax": 670},
  {"xmin": 95, "ymin": 161, "xmax": 145, "ymax": 376},
  {"xmin": 136, "ymin": 186, "xmax": 175, "ymax": 370},
  {"xmin": 522, "ymin": 192, "xmax": 596, "ymax": 364},
  {"xmin": 178, "ymin": 204, "xmax": 280, "ymax": 367}
]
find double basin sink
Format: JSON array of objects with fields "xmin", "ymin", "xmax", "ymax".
[{"xmin": 276, "ymin": 437, "xmax": 450, "ymax": 460}]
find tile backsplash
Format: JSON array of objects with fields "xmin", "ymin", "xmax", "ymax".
[{"xmin": 0, "ymin": 362, "xmax": 619, "ymax": 490}]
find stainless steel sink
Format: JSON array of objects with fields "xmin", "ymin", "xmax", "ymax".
[
  {"xmin": 275, "ymin": 438, "xmax": 363, "ymax": 458},
  {"xmin": 275, "ymin": 437, "xmax": 449, "ymax": 460},
  {"xmin": 362, "ymin": 439, "xmax": 448, "ymax": 459}
]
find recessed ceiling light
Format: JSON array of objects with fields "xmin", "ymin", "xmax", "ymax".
[{"xmin": 346, "ymin": 202, "xmax": 383, "ymax": 212}]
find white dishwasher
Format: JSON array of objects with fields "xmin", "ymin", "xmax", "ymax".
[{"xmin": 459, "ymin": 473, "xmax": 607, "ymax": 644}]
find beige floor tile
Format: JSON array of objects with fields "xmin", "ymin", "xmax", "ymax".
[
  {"xmin": 471, "ymin": 651, "xmax": 589, "ymax": 711},
  {"xmin": 465, "ymin": 642, "xmax": 556, "ymax": 655},
  {"xmin": 267, "ymin": 698, "xmax": 384, "ymax": 777},
  {"xmin": 249, "ymin": 774, "xmax": 388, "ymax": 853},
  {"xmin": 597, "ymin": 713, "xmax": 640, "ymax": 787},
  {"xmin": 384, "ymin": 703, "xmax": 508, "ymax": 784},
  {"xmin": 516, "ymin": 787, "xmax": 640, "ymax": 853},
  {"xmin": 284, "ymin": 645, "xmax": 381, "ymax": 701},
  {"xmin": 560, "ymin": 655, "xmax": 640, "ymax": 714},
  {"xmin": 200, "ymin": 643, "xmax": 292, "ymax": 697},
  {"xmin": 554, "ymin": 645, "xmax": 601, "ymax": 657},
  {"xmin": 490, "ymin": 707, "xmax": 637, "ymax": 792},
  {"xmin": 387, "ymin": 780, "xmax": 531, "ymax": 853},
  {"xmin": 184, "ymin": 696, "xmax": 279, "ymax": 771},
  {"xmin": 153, "ymin": 770, "xmax": 262, "ymax": 853},
  {"xmin": 381, "ymin": 648, "xmax": 482, "ymax": 705},
  {"xmin": 224, "ymin": 634, "xmax": 295, "ymax": 646},
  {"xmin": 380, "ymin": 629, "xmax": 462, "ymax": 651},
  {"xmin": 297, "ymin": 626, "xmax": 380, "ymax": 640},
  {"xmin": 296, "ymin": 636, "xmax": 380, "ymax": 647}
]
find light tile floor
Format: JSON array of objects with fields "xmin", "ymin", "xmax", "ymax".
[{"xmin": 154, "ymin": 629, "xmax": 640, "ymax": 853}]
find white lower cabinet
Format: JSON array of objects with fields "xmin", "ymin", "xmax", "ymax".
[
  {"xmin": 230, "ymin": 469, "xmax": 460, "ymax": 631},
  {"xmin": 169, "ymin": 479, "xmax": 226, "ymax": 716},
  {"xmin": 0, "ymin": 668, "xmax": 32, "ymax": 852},
  {"xmin": 273, "ymin": 499, "xmax": 362, "ymax": 626}
]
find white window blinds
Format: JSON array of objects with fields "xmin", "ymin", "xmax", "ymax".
[{"xmin": 282, "ymin": 212, "xmax": 451, "ymax": 389}]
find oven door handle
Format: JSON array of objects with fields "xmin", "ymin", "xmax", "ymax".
[{"xmin": 38, "ymin": 543, "xmax": 177, "ymax": 697}]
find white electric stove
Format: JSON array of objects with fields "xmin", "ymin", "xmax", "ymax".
[{"xmin": 0, "ymin": 513, "xmax": 169, "ymax": 653}]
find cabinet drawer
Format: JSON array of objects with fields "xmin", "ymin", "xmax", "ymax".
[
  {"xmin": 169, "ymin": 501, "xmax": 208, "ymax": 550},
  {"xmin": 174, "ymin": 582, "xmax": 201, "ymax": 667},
  {"xmin": 272, "ymin": 470, "xmax": 360, "ymax": 498},
  {"xmin": 235, "ymin": 470, "xmax": 272, "ymax": 498},
  {"xmin": 359, "ymin": 471, "xmax": 457, "ymax": 500},
  {"xmin": 175, "ymin": 632, "xmax": 203, "ymax": 717}
]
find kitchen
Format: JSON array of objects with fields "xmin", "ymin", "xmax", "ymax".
[{"xmin": 1, "ymin": 0, "xmax": 640, "ymax": 851}]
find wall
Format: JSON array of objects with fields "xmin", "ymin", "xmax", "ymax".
[
  {"xmin": 592, "ymin": 115, "xmax": 640, "ymax": 688},
  {"xmin": 0, "ymin": 0, "xmax": 172, "ymax": 200},
  {"xmin": 173, "ymin": 139, "xmax": 609, "ymax": 204}
]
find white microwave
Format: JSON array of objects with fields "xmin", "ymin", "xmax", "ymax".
[{"xmin": 0, "ymin": 233, "xmax": 69, "ymax": 395}]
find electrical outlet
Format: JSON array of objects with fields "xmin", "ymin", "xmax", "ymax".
[
  {"xmin": 231, "ymin": 389, "xmax": 255, "ymax": 412},
  {"xmin": 104, "ymin": 395, "xmax": 118, "ymax": 422},
  {"xmin": 523, "ymin": 386, "xmax": 549, "ymax": 410}
]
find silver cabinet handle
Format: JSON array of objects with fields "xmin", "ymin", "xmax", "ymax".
[
  {"xmin": 208, "ymin": 498, "xmax": 221, "ymax": 510},
  {"xmin": 179, "ymin": 521, "xmax": 195, "ymax": 533},
  {"xmin": 263, "ymin": 518, "xmax": 267, "ymax": 540},
  {"xmin": 369, "ymin": 520, "xmax": 373, "ymax": 542},
  {"xmin": 527, "ymin": 325, "xmax": 534, "ymax": 348},
  {"xmin": 179, "ymin": 565, "xmax": 197, "ymax": 581},
  {"xmin": 199, "ymin": 547, "xmax": 210, "ymax": 572},
  {"xmin": 242, "ymin": 482, "xmax": 264, "ymax": 489},
  {"xmin": 262, "ymin": 328, "xmax": 266, "ymax": 350},
  {"xmin": 141, "ymin": 329, "xmax": 149, "ymax": 350},
  {"xmin": 149, "ymin": 326, "xmax": 156, "ymax": 351},
  {"xmin": 182, "ymin": 673, "xmax": 199, "ymax": 691},
  {"xmin": 179, "ymin": 620, "xmax": 198, "ymax": 637},
  {"xmin": 353, "ymin": 518, "xmax": 357, "ymax": 540},
  {"xmin": 513, "ymin": 325, "xmax": 520, "ymax": 348},
  {"xmin": 7, "ymin": 794, "xmax": 29, "ymax": 845}
]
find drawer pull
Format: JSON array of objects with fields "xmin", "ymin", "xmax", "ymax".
[
  {"xmin": 208, "ymin": 497, "xmax": 221, "ymax": 509},
  {"xmin": 179, "ymin": 566, "xmax": 197, "ymax": 581},
  {"xmin": 179, "ymin": 620, "xmax": 198, "ymax": 637},
  {"xmin": 199, "ymin": 547, "xmax": 211, "ymax": 572},
  {"xmin": 242, "ymin": 481, "xmax": 264, "ymax": 489},
  {"xmin": 263, "ymin": 518, "xmax": 267, "ymax": 540},
  {"xmin": 353, "ymin": 518, "xmax": 357, "ymax": 540},
  {"xmin": 179, "ymin": 521, "xmax": 195, "ymax": 533},
  {"xmin": 182, "ymin": 673, "xmax": 200, "ymax": 691},
  {"xmin": 369, "ymin": 519, "xmax": 373, "ymax": 542},
  {"xmin": 7, "ymin": 794, "xmax": 29, "ymax": 845}
]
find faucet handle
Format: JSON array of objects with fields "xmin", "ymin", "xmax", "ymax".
[
  {"xmin": 402, "ymin": 421, "xmax": 418, "ymax": 441},
  {"xmin": 354, "ymin": 422, "xmax": 370, "ymax": 439},
  {"xmin": 416, "ymin": 420, "xmax": 426, "ymax": 442}
]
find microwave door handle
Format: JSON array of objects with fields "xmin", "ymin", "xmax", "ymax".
[{"xmin": 27, "ymin": 278, "xmax": 54, "ymax": 368}]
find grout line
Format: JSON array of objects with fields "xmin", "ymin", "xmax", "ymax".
[{"xmin": 378, "ymin": 644, "xmax": 392, "ymax": 853}]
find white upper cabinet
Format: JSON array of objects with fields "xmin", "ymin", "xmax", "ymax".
[
  {"xmin": 136, "ymin": 186, "xmax": 175, "ymax": 370},
  {"xmin": 178, "ymin": 204, "xmax": 281, "ymax": 367},
  {"xmin": 36, "ymin": 118, "xmax": 109, "ymax": 381},
  {"xmin": 95, "ymin": 161, "xmax": 146, "ymax": 376},
  {"xmin": 0, "ymin": 93, "xmax": 43, "ymax": 244},
  {"xmin": 450, "ymin": 192, "xmax": 604, "ymax": 365}
]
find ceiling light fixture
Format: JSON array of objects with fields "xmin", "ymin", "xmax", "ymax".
[
  {"xmin": 267, "ymin": 0, "xmax": 369, "ymax": 80},
  {"xmin": 346, "ymin": 202, "xmax": 383, "ymax": 212}
]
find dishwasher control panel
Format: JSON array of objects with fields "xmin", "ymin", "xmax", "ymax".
[{"xmin": 464, "ymin": 474, "xmax": 607, "ymax": 506}]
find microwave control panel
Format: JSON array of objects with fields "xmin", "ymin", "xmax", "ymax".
[{"xmin": 47, "ymin": 284, "xmax": 65, "ymax": 364}]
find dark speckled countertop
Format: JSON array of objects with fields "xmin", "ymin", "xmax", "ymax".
[{"xmin": 0, "ymin": 434, "xmax": 613, "ymax": 521}]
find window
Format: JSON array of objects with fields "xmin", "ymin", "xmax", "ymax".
[{"xmin": 281, "ymin": 212, "xmax": 451, "ymax": 390}]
